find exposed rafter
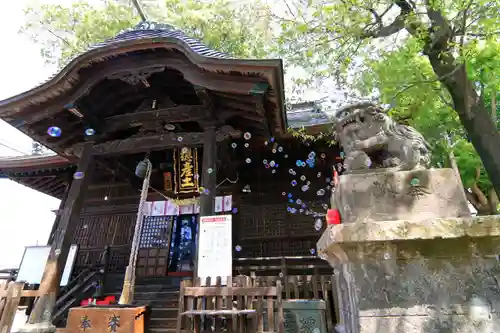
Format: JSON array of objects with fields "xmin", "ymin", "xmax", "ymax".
[
  {"xmin": 104, "ymin": 105, "xmax": 210, "ymax": 132},
  {"xmin": 8, "ymin": 56, "xmax": 268, "ymax": 123},
  {"xmin": 67, "ymin": 125, "xmax": 240, "ymax": 157}
]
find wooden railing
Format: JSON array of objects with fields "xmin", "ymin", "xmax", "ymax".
[
  {"xmin": 0, "ymin": 269, "xmax": 18, "ymax": 283},
  {"xmin": 0, "ymin": 282, "xmax": 39, "ymax": 332},
  {"xmin": 233, "ymin": 256, "xmax": 332, "ymax": 277},
  {"xmin": 177, "ymin": 276, "xmax": 285, "ymax": 333},
  {"xmin": 250, "ymin": 274, "xmax": 339, "ymax": 332},
  {"xmin": 179, "ymin": 274, "xmax": 339, "ymax": 332},
  {"xmin": 53, "ymin": 246, "xmax": 111, "ymax": 326},
  {"xmin": 0, "ymin": 247, "xmax": 111, "ymax": 331}
]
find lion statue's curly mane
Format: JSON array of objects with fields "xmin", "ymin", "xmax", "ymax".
[{"xmin": 332, "ymin": 102, "xmax": 431, "ymax": 172}]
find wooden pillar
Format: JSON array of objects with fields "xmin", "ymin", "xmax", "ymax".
[
  {"xmin": 194, "ymin": 126, "xmax": 217, "ymax": 277},
  {"xmin": 46, "ymin": 172, "xmax": 73, "ymax": 245},
  {"xmin": 199, "ymin": 125, "xmax": 217, "ymax": 216},
  {"xmin": 21, "ymin": 142, "xmax": 96, "ymax": 332}
]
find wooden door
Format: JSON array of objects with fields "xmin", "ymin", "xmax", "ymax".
[{"xmin": 136, "ymin": 216, "xmax": 173, "ymax": 277}]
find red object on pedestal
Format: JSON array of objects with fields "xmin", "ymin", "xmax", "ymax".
[
  {"xmin": 327, "ymin": 209, "xmax": 341, "ymax": 225},
  {"xmin": 80, "ymin": 295, "xmax": 116, "ymax": 306}
]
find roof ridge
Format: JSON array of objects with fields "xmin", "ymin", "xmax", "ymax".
[
  {"xmin": 89, "ymin": 20, "xmax": 230, "ymax": 59},
  {"xmin": 0, "ymin": 152, "xmax": 61, "ymax": 161}
]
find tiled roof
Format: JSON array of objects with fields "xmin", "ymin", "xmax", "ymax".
[
  {"xmin": 287, "ymin": 101, "xmax": 332, "ymax": 128},
  {"xmin": 0, "ymin": 21, "xmax": 232, "ymax": 111},
  {"xmin": 0, "ymin": 154, "xmax": 71, "ymax": 171},
  {"xmin": 91, "ymin": 21, "xmax": 229, "ymax": 59}
]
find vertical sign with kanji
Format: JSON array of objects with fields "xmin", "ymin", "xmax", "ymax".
[{"xmin": 174, "ymin": 147, "xmax": 199, "ymax": 194}]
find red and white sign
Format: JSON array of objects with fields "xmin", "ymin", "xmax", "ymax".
[{"xmin": 197, "ymin": 215, "xmax": 232, "ymax": 286}]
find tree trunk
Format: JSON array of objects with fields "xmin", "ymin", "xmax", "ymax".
[
  {"xmin": 425, "ymin": 52, "xmax": 500, "ymax": 199},
  {"xmin": 492, "ymin": 92, "xmax": 497, "ymax": 125},
  {"xmin": 488, "ymin": 188, "xmax": 499, "ymax": 214}
]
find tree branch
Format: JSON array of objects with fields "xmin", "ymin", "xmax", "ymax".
[
  {"xmin": 465, "ymin": 190, "xmax": 481, "ymax": 211},
  {"xmin": 389, "ymin": 65, "xmax": 462, "ymax": 103},
  {"xmin": 45, "ymin": 26, "xmax": 70, "ymax": 46},
  {"xmin": 470, "ymin": 166, "xmax": 489, "ymax": 207},
  {"xmin": 361, "ymin": 1, "xmax": 413, "ymax": 38}
]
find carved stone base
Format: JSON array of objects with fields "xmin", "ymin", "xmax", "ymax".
[
  {"xmin": 317, "ymin": 216, "xmax": 500, "ymax": 333},
  {"xmin": 16, "ymin": 322, "xmax": 57, "ymax": 333},
  {"xmin": 334, "ymin": 168, "xmax": 470, "ymax": 223}
]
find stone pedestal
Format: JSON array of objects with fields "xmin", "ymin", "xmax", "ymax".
[
  {"xmin": 15, "ymin": 322, "xmax": 57, "ymax": 333},
  {"xmin": 335, "ymin": 168, "xmax": 470, "ymax": 223},
  {"xmin": 317, "ymin": 216, "xmax": 500, "ymax": 333}
]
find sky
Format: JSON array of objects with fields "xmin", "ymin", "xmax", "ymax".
[
  {"xmin": 0, "ymin": 0, "xmax": 413, "ymax": 268},
  {"xmin": 0, "ymin": 0, "xmax": 281, "ymax": 270},
  {"xmin": 0, "ymin": 0, "xmax": 348, "ymax": 269},
  {"xmin": 0, "ymin": 0, "xmax": 64, "ymax": 269},
  {"xmin": 0, "ymin": 0, "xmax": 287, "ymax": 270}
]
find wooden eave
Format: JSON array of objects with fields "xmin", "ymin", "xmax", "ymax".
[
  {"xmin": 0, "ymin": 36, "xmax": 286, "ymax": 156},
  {"xmin": 0, "ymin": 154, "xmax": 71, "ymax": 172},
  {"xmin": 0, "ymin": 155, "xmax": 74, "ymax": 199}
]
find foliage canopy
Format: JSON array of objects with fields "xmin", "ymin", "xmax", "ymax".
[
  {"xmin": 21, "ymin": 0, "xmax": 274, "ymax": 69},
  {"xmin": 274, "ymin": 0, "xmax": 500, "ymax": 213},
  {"xmin": 20, "ymin": 0, "xmax": 500, "ymax": 212}
]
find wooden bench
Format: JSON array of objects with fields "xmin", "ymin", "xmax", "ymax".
[{"xmin": 176, "ymin": 276, "xmax": 284, "ymax": 333}]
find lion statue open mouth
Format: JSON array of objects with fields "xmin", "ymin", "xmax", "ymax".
[{"xmin": 332, "ymin": 102, "xmax": 431, "ymax": 172}]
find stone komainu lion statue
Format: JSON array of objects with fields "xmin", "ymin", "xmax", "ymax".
[{"xmin": 332, "ymin": 102, "xmax": 431, "ymax": 172}]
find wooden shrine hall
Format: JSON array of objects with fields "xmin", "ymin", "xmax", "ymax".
[{"xmin": 0, "ymin": 22, "xmax": 342, "ymax": 332}]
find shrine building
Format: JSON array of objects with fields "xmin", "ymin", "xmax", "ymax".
[{"xmin": 0, "ymin": 22, "xmax": 343, "ymax": 330}]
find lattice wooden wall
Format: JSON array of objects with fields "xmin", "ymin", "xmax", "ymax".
[
  {"xmin": 72, "ymin": 213, "xmax": 136, "ymax": 274},
  {"xmin": 232, "ymin": 192, "xmax": 326, "ymax": 258}
]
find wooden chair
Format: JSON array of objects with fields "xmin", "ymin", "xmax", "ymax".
[{"xmin": 176, "ymin": 276, "xmax": 284, "ymax": 333}]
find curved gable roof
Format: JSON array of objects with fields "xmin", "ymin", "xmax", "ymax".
[
  {"xmin": 91, "ymin": 22, "xmax": 229, "ymax": 59},
  {"xmin": 0, "ymin": 21, "xmax": 283, "ymax": 115},
  {"xmin": 0, "ymin": 154, "xmax": 71, "ymax": 172}
]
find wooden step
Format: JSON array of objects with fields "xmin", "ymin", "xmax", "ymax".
[
  {"xmin": 106, "ymin": 290, "xmax": 179, "ymax": 300},
  {"xmin": 148, "ymin": 328, "xmax": 176, "ymax": 333},
  {"xmin": 134, "ymin": 285, "xmax": 180, "ymax": 293},
  {"xmin": 149, "ymin": 317, "xmax": 177, "ymax": 329},
  {"xmin": 150, "ymin": 308, "xmax": 178, "ymax": 320},
  {"xmin": 134, "ymin": 298, "xmax": 178, "ymax": 309},
  {"xmin": 134, "ymin": 291, "xmax": 179, "ymax": 301}
]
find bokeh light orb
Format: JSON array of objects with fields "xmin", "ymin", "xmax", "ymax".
[
  {"xmin": 85, "ymin": 128, "xmax": 95, "ymax": 136},
  {"xmin": 73, "ymin": 171, "xmax": 85, "ymax": 179},
  {"xmin": 47, "ymin": 126, "xmax": 62, "ymax": 137}
]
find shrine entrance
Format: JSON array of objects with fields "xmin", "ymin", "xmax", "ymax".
[
  {"xmin": 136, "ymin": 214, "xmax": 198, "ymax": 278},
  {"xmin": 167, "ymin": 214, "xmax": 198, "ymax": 276}
]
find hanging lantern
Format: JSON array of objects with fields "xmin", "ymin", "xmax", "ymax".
[{"xmin": 135, "ymin": 159, "xmax": 149, "ymax": 179}]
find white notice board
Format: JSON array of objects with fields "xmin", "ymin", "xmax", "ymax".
[
  {"xmin": 197, "ymin": 215, "xmax": 232, "ymax": 286},
  {"xmin": 16, "ymin": 245, "xmax": 78, "ymax": 286}
]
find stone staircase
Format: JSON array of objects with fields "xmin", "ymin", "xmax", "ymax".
[{"xmin": 105, "ymin": 275, "xmax": 183, "ymax": 333}]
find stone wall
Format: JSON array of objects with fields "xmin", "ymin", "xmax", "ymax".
[
  {"xmin": 334, "ymin": 168, "xmax": 470, "ymax": 223},
  {"xmin": 351, "ymin": 238, "xmax": 500, "ymax": 332},
  {"xmin": 318, "ymin": 216, "xmax": 500, "ymax": 333}
]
